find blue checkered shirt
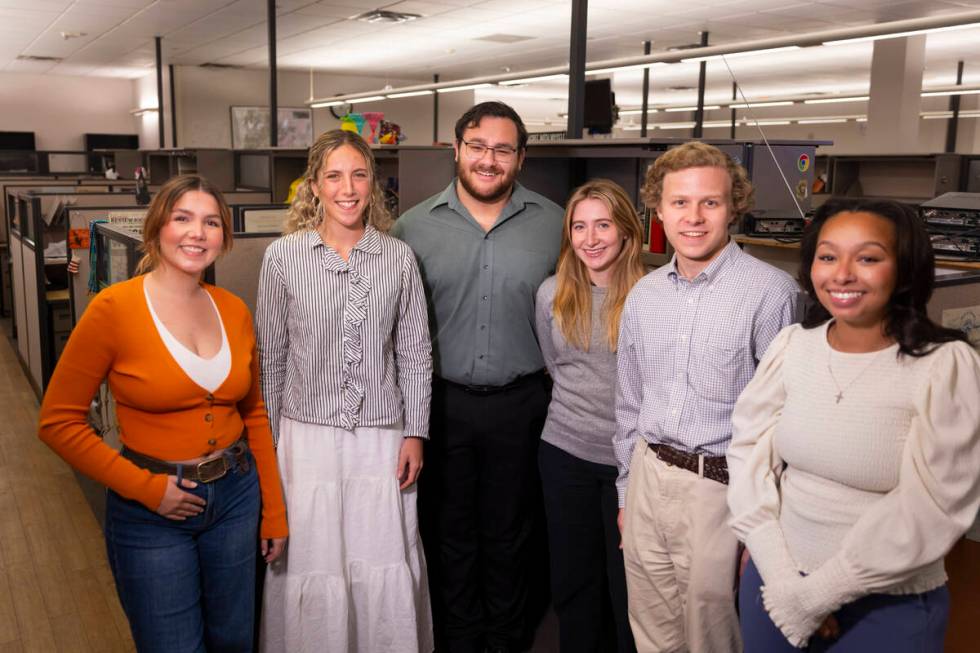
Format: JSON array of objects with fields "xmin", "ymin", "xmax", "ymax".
[{"xmin": 613, "ymin": 240, "xmax": 800, "ymax": 506}]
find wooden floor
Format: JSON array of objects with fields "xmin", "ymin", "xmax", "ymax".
[{"xmin": 0, "ymin": 327, "xmax": 135, "ymax": 652}]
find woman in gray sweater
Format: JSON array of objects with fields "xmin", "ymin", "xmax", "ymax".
[{"xmin": 535, "ymin": 179, "xmax": 646, "ymax": 653}]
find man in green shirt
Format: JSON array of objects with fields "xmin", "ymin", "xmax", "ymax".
[{"xmin": 392, "ymin": 101, "xmax": 563, "ymax": 653}]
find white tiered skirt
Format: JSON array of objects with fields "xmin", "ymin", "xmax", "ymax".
[{"xmin": 260, "ymin": 417, "xmax": 433, "ymax": 653}]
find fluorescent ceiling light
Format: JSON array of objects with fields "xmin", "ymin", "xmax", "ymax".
[
  {"xmin": 349, "ymin": 95, "xmax": 386, "ymax": 104},
  {"xmin": 798, "ymin": 118, "xmax": 849, "ymax": 124},
  {"xmin": 681, "ymin": 46, "xmax": 801, "ymax": 64},
  {"xmin": 921, "ymin": 88, "xmax": 980, "ymax": 97},
  {"xmin": 729, "ymin": 101, "xmax": 794, "ymax": 108},
  {"xmin": 803, "ymin": 96, "xmax": 869, "ymax": 104},
  {"xmin": 500, "ymin": 74, "xmax": 568, "ymax": 86},
  {"xmin": 665, "ymin": 105, "xmax": 721, "ymax": 112},
  {"xmin": 922, "ymin": 112, "xmax": 955, "ymax": 120},
  {"xmin": 310, "ymin": 100, "xmax": 347, "ymax": 108},
  {"xmin": 386, "ymin": 90, "xmax": 434, "ymax": 98},
  {"xmin": 619, "ymin": 108, "xmax": 658, "ymax": 116},
  {"xmin": 752, "ymin": 120, "xmax": 791, "ymax": 126},
  {"xmin": 656, "ymin": 122, "xmax": 697, "ymax": 130},
  {"xmin": 437, "ymin": 83, "xmax": 492, "ymax": 93},
  {"xmin": 824, "ymin": 21, "xmax": 980, "ymax": 46},
  {"xmin": 586, "ymin": 62, "xmax": 667, "ymax": 75},
  {"xmin": 129, "ymin": 107, "xmax": 158, "ymax": 115}
]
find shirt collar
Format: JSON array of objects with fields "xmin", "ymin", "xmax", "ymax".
[
  {"xmin": 307, "ymin": 224, "xmax": 383, "ymax": 258},
  {"xmin": 434, "ymin": 179, "xmax": 536, "ymax": 228},
  {"xmin": 666, "ymin": 238, "xmax": 741, "ymax": 284}
]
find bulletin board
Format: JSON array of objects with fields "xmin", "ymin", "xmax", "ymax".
[{"xmin": 230, "ymin": 106, "xmax": 313, "ymax": 149}]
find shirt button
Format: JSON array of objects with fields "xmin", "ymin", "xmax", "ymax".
[
  {"xmin": 672, "ymin": 409, "xmax": 678, "ymax": 415},
  {"xmin": 483, "ymin": 264, "xmax": 488, "ymax": 270},
  {"xmin": 206, "ymin": 393, "xmax": 214, "ymax": 402},
  {"xmin": 208, "ymin": 438, "xmax": 217, "ymax": 445},
  {"xmin": 204, "ymin": 413, "xmax": 213, "ymax": 423},
  {"xmin": 480, "ymin": 324, "xmax": 486, "ymax": 330},
  {"xmin": 687, "ymin": 298, "xmax": 693, "ymax": 305},
  {"xmin": 482, "ymin": 295, "xmax": 488, "ymax": 301},
  {"xmin": 478, "ymin": 354, "xmax": 485, "ymax": 360}
]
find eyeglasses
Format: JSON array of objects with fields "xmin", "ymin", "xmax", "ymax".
[{"xmin": 461, "ymin": 140, "xmax": 519, "ymax": 162}]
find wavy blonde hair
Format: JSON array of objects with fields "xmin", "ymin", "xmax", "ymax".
[
  {"xmin": 136, "ymin": 174, "xmax": 233, "ymax": 275},
  {"xmin": 641, "ymin": 141, "xmax": 754, "ymax": 219},
  {"xmin": 285, "ymin": 129, "xmax": 392, "ymax": 234},
  {"xmin": 553, "ymin": 179, "xmax": 647, "ymax": 351}
]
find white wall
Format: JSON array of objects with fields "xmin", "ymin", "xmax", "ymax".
[
  {"xmin": 0, "ymin": 71, "xmax": 137, "ymax": 150},
  {"xmin": 161, "ymin": 65, "xmax": 472, "ymax": 148}
]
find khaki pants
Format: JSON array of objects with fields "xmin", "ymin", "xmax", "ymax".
[{"xmin": 622, "ymin": 441, "xmax": 741, "ymax": 653}]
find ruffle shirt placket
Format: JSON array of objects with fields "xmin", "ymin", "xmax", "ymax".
[{"xmin": 318, "ymin": 235, "xmax": 372, "ymax": 431}]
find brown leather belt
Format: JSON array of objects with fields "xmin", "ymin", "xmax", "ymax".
[
  {"xmin": 649, "ymin": 442, "xmax": 729, "ymax": 485},
  {"xmin": 121, "ymin": 439, "xmax": 250, "ymax": 483}
]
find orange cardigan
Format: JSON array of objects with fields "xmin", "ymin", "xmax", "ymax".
[{"xmin": 38, "ymin": 276, "xmax": 287, "ymax": 538}]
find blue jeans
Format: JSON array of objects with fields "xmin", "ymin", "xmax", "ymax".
[
  {"xmin": 104, "ymin": 455, "xmax": 260, "ymax": 653},
  {"xmin": 740, "ymin": 558, "xmax": 949, "ymax": 652}
]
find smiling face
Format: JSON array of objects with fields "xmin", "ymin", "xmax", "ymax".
[
  {"xmin": 569, "ymin": 197, "xmax": 624, "ymax": 287},
  {"xmin": 311, "ymin": 144, "xmax": 372, "ymax": 233},
  {"xmin": 810, "ymin": 210, "xmax": 898, "ymax": 331},
  {"xmin": 157, "ymin": 190, "xmax": 224, "ymax": 276},
  {"xmin": 454, "ymin": 116, "xmax": 524, "ymax": 204},
  {"xmin": 657, "ymin": 165, "xmax": 734, "ymax": 279}
]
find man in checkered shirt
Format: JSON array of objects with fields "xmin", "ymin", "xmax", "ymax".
[{"xmin": 614, "ymin": 142, "xmax": 800, "ymax": 653}]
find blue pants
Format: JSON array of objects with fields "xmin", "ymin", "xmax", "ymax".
[
  {"xmin": 740, "ymin": 558, "xmax": 949, "ymax": 652},
  {"xmin": 104, "ymin": 457, "xmax": 260, "ymax": 653}
]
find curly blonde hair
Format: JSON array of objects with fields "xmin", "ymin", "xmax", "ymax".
[
  {"xmin": 640, "ymin": 141, "xmax": 754, "ymax": 219},
  {"xmin": 285, "ymin": 129, "xmax": 393, "ymax": 234}
]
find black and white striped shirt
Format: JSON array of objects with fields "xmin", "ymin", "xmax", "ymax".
[{"xmin": 256, "ymin": 226, "xmax": 432, "ymax": 444}]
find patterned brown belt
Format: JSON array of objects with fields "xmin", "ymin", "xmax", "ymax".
[{"xmin": 648, "ymin": 442, "xmax": 729, "ymax": 485}]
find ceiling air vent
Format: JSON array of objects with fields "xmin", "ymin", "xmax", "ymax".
[
  {"xmin": 475, "ymin": 34, "xmax": 534, "ymax": 44},
  {"xmin": 16, "ymin": 55, "xmax": 63, "ymax": 62},
  {"xmin": 200, "ymin": 62, "xmax": 242, "ymax": 69},
  {"xmin": 352, "ymin": 9, "xmax": 421, "ymax": 24}
]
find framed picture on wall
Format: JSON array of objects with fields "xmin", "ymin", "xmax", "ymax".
[{"xmin": 230, "ymin": 106, "xmax": 313, "ymax": 149}]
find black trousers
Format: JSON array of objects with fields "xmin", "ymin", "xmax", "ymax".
[
  {"xmin": 421, "ymin": 374, "xmax": 550, "ymax": 653},
  {"xmin": 538, "ymin": 441, "xmax": 636, "ymax": 653}
]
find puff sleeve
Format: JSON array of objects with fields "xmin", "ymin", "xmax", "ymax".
[{"xmin": 761, "ymin": 341, "xmax": 980, "ymax": 647}]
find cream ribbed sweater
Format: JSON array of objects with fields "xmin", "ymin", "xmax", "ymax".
[{"xmin": 727, "ymin": 322, "xmax": 980, "ymax": 647}]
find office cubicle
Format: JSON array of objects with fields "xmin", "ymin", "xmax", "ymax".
[{"xmin": 145, "ymin": 149, "xmax": 236, "ymax": 191}]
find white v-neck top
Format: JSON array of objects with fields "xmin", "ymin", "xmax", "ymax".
[{"xmin": 144, "ymin": 284, "xmax": 231, "ymax": 393}]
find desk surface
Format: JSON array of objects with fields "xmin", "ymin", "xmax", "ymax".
[
  {"xmin": 733, "ymin": 235, "xmax": 980, "ymax": 270},
  {"xmin": 45, "ymin": 288, "xmax": 69, "ymax": 302}
]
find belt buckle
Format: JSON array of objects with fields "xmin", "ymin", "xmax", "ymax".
[{"xmin": 196, "ymin": 456, "xmax": 228, "ymax": 483}]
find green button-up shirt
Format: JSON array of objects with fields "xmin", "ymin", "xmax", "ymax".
[{"xmin": 392, "ymin": 179, "xmax": 563, "ymax": 386}]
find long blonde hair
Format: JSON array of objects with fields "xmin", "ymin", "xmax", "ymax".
[
  {"xmin": 285, "ymin": 129, "xmax": 392, "ymax": 234},
  {"xmin": 553, "ymin": 179, "xmax": 646, "ymax": 351},
  {"xmin": 136, "ymin": 174, "xmax": 233, "ymax": 275}
]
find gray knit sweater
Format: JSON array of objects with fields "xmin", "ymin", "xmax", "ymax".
[{"xmin": 534, "ymin": 275, "xmax": 618, "ymax": 467}]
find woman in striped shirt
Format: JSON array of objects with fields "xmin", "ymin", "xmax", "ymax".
[{"xmin": 256, "ymin": 130, "xmax": 434, "ymax": 652}]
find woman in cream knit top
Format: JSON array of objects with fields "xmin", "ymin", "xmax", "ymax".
[{"xmin": 727, "ymin": 198, "xmax": 980, "ymax": 650}]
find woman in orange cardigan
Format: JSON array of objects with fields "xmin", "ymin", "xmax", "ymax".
[{"xmin": 38, "ymin": 174, "xmax": 288, "ymax": 653}]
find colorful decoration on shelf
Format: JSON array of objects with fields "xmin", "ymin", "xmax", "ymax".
[
  {"xmin": 378, "ymin": 120, "xmax": 405, "ymax": 145},
  {"xmin": 340, "ymin": 113, "xmax": 366, "ymax": 136}
]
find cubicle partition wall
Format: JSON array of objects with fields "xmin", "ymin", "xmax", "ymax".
[
  {"xmin": 145, "ymin": 149, "xmax": 236, "ymax": 191},
  {"xmin": 234, "ymin": 204, "xmax": 289, "ymax": 233},
  {"xmin": 235, "ymin": 149, "xmax": 309, "ymax": 203}
]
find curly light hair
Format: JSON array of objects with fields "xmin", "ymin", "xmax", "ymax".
[
  {"xmin": 640, "ymin": 141, "xmax": 754, "ymax": 219},
  {"xmin": 284, "ymin": 129, "xmax": 393, "ymax": 234}
]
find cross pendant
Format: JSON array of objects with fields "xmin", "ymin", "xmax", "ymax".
[{"xmin": 835, "ymin": 392, "xmax": 843, "ymax": 404}]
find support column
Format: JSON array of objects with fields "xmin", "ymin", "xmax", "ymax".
[
  {"xmin": 640, "ymin": 40, "xmax": 651, "ymax": 138},
  {"xmin": 865, "ymin": 35, "xmax": 926, "ymax": 153},
  {"xmin": 168, "ymin": 64, "xmax": 177, "ymax": 148},
  {"xmin": 268, "ymin": 0, "xmax": 278, "ymax": 146},
  {"xmin": 693, "ymin": 31, "xmax": 709, "ymax": 139},
  {"xmin": 565, "ymin": 0, "xmax": 587, "ymax": 139},
  {"xmin": 155, "ymin": 36, "xmax": 164, "ymax": 149},
  {"xmin": 433, "ymin": 73, "xmax": 440, "ymax": 143},
  {"xmin": 945, "ymin": 60, "xmax": 965, "ymax": 153}
]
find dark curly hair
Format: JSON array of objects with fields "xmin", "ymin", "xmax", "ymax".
[
  {"xmin": 454, "ymin": 101, "xmax": 528, "ymax": 152},
  {"xmin": 799, "ymin": 198, "xmax": 967, "ymax": 357}
]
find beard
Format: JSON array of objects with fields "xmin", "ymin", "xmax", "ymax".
[{"xmin": 456, "ymin": 159, "xmax": 518, "ymax": 204}]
